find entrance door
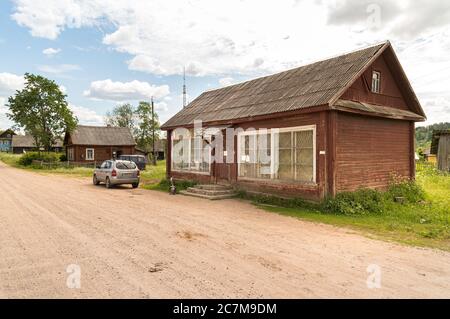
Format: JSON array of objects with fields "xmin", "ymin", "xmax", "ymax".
[{"xmin": 214, "ymin": 129, "xmax": 233, "ymax": 185}]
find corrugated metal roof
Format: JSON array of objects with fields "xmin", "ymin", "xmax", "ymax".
[
  {"xmin": 162, "ymin": 42, "xmax": 388, "ymax": 129},
  {"xmin": 67, "ymin": 125, "xmax": 136, "ymax": 146}
]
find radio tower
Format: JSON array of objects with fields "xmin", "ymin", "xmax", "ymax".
[{"xmin": 182, "ymin": 67, "xmax": 187, "ymax": 108}]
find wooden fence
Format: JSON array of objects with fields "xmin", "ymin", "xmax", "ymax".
[{"xmin": 31, "ymin": 160, "xmax": 98, "ymax": 169}]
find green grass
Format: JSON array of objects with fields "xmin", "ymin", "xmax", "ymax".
[{"xmin": 243, "ymin": 166, "xmax": 449, "ymax": 251}]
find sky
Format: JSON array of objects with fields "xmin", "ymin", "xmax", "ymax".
[{"xmin": 0, "ymin": 0, "xmax": 449, "ymax": 130}]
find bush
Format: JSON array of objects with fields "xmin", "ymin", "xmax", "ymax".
[
  {"xmin": 18, "ymin": 152, "xmax": 60, "ymax": 166},
  {"xmin": 323, "ymin": 188, "xmax": 386, "ymax": 216},
  {"xmin": 387, "ymin": 176, "xmax": 426, "ymax": 203},
  {"xmin": 59, "ymin": 154, "xmax": 67, "ymax": 162}
]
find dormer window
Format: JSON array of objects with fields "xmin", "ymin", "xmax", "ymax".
[{"xmin": 371, "ymin": 71, "xmax": 381, "ymax": 93}]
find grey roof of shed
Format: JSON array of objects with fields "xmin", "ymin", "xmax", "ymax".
[
  {"xmin": 162, "ymin": 41, "xmax": 424, "ymax": 129},
  {"xmin": 66, "ymin": 125, "xmax": 136, "ymax": 146},
  {"xmin": 12, "ymin": 135, "xmax": 63, "ymax": 148}
]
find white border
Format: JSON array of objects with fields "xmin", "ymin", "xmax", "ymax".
[{"xmin": 86, "ymin": 148, "xmax": 95, "ymax": 161}]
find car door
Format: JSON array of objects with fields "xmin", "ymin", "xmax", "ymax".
[{"xmin": 98, "ymin": 161, "xmax": 108, "ymax": 181}]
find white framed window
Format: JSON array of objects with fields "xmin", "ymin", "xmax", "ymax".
[
  {"xmin": 86, "ymin": 148, "xmax": 95, "ymax": 161},
  {"xmin": 67, "ymin": 148, "xmax": 74, "ymax": 161},
  {"xmin": 371, "ymin": 71, "xmax": 381, "ymax": 93},
  {"xmin": 171, "ymin": 129, "xmax": 211, "ymax": 174},
  {"xmin": 238, "ymin": 125, "xmax": 316, "ymax": 183}
]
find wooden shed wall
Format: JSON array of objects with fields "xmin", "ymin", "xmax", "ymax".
[
  {"xmin": 335, "ymin": 112, "xmax": 413, "ymax": 192},
  {"xmin": 340, "ymin": 54, "xmax": 409, "ymax": 111}
]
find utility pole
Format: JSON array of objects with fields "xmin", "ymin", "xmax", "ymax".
[
  {"xmin": 183, "ymin": 66, "xmax": 187, "ymax": 108},
  {"xmin": 151, "ymin": 96, "xmax": 156, "ymax": 166}
]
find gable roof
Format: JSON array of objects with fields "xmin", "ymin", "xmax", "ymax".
[
  {"xmin": 0, "ymin": 129, "xmax": 16, "ymax": 139},
  {"xmin": 162, "ymin": 41, "xmax": 425, "ymax": 129},
  {"xmin": 66, "ymin": 125, "xmax": 136, "ymax": 146},
  {"xmin": 12, "ymin": 135, "xmax": 63, "ymax": 148}
]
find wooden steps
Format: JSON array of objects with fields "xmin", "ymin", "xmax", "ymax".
[{"xmin": 180, "ymin": 184, "xmax": 237, "ymax": 200}]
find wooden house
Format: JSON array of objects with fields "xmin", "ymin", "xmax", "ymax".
[
  {"xmin": 0, "ymin": 129, "xmax": 16, "ymax": 152},
  {"xmin": 430, "ymin": 130, "xmax": 450, "ymax": 172},
  {"xmin": 64, "ymin": 125, "xmax": 136, "ymax": 163},
  {"xmin": 12, "ymin": 135, "xmax": 63, "ymax": 154},
  {"xmin": 161, "ymin": 41, "xmax": 426, "ymax": 200}
]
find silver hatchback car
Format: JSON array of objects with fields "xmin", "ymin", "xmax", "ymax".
[{"xmin": 93, "ymin": 160, "xmax": 140, "ymax": 189}]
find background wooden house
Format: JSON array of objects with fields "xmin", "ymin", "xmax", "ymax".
[
  {"xmin": 11, "ymin": 135, "xmax": 63, "ymax": 154},
  {"xmin": 161, "ymin": 41, "xmax": 426, "ymax": 200},
  {"xmin": 430, "ymin": 130, "xmax": 450, "ymax": 172},
  {"xmin": 64, "ymin": 125, "xmax": 136, "ymax": 163},
  {"xmin": 0, "ymin": 129, "xmax": 16, "ymax": 152}
]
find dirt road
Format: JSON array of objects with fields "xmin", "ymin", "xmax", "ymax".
[{"xmin": 0, "ymin": 161, "xmax": 449, "ymax": 298}]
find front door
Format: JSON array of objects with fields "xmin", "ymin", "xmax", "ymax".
[{"xmin": 214, "ymin": 129, "xmax": 233, "ymax": 185}]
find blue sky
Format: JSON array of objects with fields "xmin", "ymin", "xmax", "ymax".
[{"xmin": 1, "ymin": 0, "xmax": 449, "ymax": 130}]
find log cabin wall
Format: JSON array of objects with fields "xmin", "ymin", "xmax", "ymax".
[{"xmin": 335, "ymin": 112, "xmax": 413, "ymax": 192}]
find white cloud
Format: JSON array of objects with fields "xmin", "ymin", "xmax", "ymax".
[
  {"xmin": 42, "ymin": 47, "xmax": 61, "ymax": 56},
  {"xmin": 83, "ymin": 79, "xmax": 170, "ymax": 102},
  {"xmin": 69, "ymin": 104, "xmax": 104, "ymax": 126},
  {"xmin": 0, "ymin": 72, "xmax": 24, "ymax": 95},
  {"xmin": 219, "ymin": 77, "xmax": 235, "ymax": 87},
  {"xmin": 10, "ymin": 0, "xmax": 450, "ymax": 124},
  {"xmin": 37, "ymin": 64, "xmax": 81, "ymax": 74}
]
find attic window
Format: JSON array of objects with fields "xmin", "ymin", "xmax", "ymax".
[{"xmin": 371, "ymin": 71, "xmax": 381, "ymax": 93}]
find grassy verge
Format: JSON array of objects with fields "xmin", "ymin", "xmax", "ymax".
[
  {"xmin": 0, "ymin": 152, "xmax": 167, "ymax": 180},
  {"xmin": 242, "ymin": 167, "xmax": 449, "ymax": 251}
]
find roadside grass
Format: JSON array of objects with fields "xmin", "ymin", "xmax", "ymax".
[
  {"xmin": 0, "ymin": 152, "xmax": 166, "ymax": 180},
  {"xmin": 243, "ymin": 166, "xmax": 449, "ymax": 251}
]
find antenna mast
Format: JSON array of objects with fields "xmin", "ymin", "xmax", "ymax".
[{"xmin": 182, "ymin": 67, "xmax": 187, "ymax": 108}]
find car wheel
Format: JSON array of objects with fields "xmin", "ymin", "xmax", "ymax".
[
  {"xmin": 132, "ymin": 182, "xmax": 139, "ymax": 189},
  {"xmin": 93, "ymin": 175, "xmax": 100, "ymax": 185},
  {"xmin": 105, "ymin": 177, "xmax": 112, "ymax": 189}
]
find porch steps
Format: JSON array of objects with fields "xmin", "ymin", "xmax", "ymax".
[{"xmin": 180, "ymin": 184, "xmax": 237, "ymax": 200}]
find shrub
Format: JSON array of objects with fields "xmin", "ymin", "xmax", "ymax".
[
  {"xmin": 18, "ymin": 152, "xmax": 60, "ymax": 166},
  {"xmin": 387, "ymin": 176, "xmax": 426, "ymax": 203},
  {"xmin": 323, "ymin": 188, "xmax": 386, "ymax": 216},
  {"xmin": 59, "ymin": 154, "xmax": 67, "ymax": 162}
]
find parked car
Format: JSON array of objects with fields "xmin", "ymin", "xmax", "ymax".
[
  {"xmin": 93, "ymin": 160, "xmax": 140, "ymax": 189},
  {"xmin": 118, "ymin": 154, "xmax": 147, "ymax": 170}
]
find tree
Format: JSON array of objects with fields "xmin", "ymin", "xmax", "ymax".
[
  {"xmin": 105, "ymin": 103, "xmax": 136, "ymax": 131},
  {"xmin": 7, "ymin": 73, "xmax": 77, "ymax": 152},
  {"xmin": 135, "ymin": 101, "xmax": 160, "ymax": 164}
]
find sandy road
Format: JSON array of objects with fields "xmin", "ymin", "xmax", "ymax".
[{"xmin": 0, "ymin": 161, "xmax": 449, "ymax": 298}]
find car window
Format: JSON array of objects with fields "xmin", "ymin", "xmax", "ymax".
[
  {"xmin": 100, "ymin": 161, "xmax": 108, "ymax": 169},
  {"xmin": 116, "ymin": 161, "xmax": 137, "ymax": 170}
]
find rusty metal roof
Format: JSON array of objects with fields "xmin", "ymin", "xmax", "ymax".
[{"xmin": 162, "ymin": 42, "xmax": 395, "ymax": 129}]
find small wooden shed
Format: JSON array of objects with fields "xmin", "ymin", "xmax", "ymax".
[
  {"xmin": 431, "ymin": 130, "xmax": 450, "ymax": 172},
  {"xmin": 64, "ymin": 125, "xmax": 136, "ymax": 163},
  {"xmin": 161, "ymin": 41, "xmax": 426, "ymax": 200}
]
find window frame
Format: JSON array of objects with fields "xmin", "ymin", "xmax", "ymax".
[
  {"xmin": 237, "ymin": 125, "xmax": 316, "ymax": 184},
  {"xmin": 371, "ymin": 70, "xmax": 381, "ymax": 94},
  {"xmin": 86, "ymin": 148, "xmax": 95, "ymax": 161},
  {"xmin": 171, "ymin": 130, "xmax": 211, "ymax": 175}
]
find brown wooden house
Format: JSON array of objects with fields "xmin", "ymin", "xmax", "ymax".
[
  {"xmin": 161, "ymin": 41, "xmax": 426, "ymax": 200},
  {"xmin": 64, "ymin": 125, "xmax": 136, "ymax": 163}
]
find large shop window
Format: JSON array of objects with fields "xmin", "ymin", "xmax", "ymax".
[
  {"xmin": 172, "ymin": 129, "xmax": 210, "ymax": 174},
  {"xmin": 238, "ymin": 126, "xmax": 316, "ymax": 183}
]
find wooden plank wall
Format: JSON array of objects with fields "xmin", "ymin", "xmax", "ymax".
[{"xmin": 335, "ymin": 112, "xmax": 412, "ymax": 192}]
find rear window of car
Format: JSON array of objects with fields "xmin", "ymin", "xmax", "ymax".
[{"xmin": 115, "ymin": 161, "xmax": 137, "ymax": 169}]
